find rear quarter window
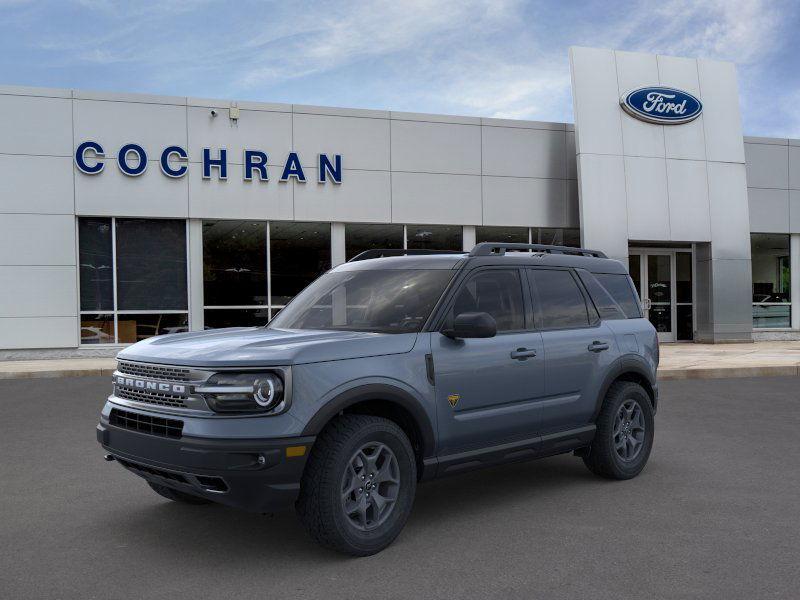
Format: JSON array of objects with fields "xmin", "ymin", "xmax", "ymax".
[
  {"xmin": 576, "ymin": 270, "xmax": 626, "ymax": 320},
  {"xmin": 593, "ymin": 272, "xmax": 642, "ymax": 319}
]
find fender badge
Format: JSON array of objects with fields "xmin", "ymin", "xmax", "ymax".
[{"xmin": 447, "ymin": 394, "xmax": 460, "ymax": 408}]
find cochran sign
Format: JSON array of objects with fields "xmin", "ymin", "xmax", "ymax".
[
  {"xmin": 620, "ymin": 87, "xmax": 702, "ymax": 125},
  {"xmin": 74, "ymin": 141, "xmax": 343, "ymax": 184}
]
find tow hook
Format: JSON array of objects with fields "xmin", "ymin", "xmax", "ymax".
[{"xmin": 103, "ymin": 454, "xmax": 116, "ymax": 462}]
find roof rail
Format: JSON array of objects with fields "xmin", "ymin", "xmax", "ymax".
[
  {"xmin": 469, "ymin": 242, "xmax": 607, "ymax": 259},
  {"xmin": 348, "ymin": 248, "xmax": 466, "ymax": 262}
]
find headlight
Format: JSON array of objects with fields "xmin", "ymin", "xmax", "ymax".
[{"xmin": 197, "ymin": 372, "xmax": 285, "ymax": 414}]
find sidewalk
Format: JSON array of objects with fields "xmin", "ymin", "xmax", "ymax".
[{"xmin": 1, "ymin": 342, "xmax": 800, "ymax": 381}]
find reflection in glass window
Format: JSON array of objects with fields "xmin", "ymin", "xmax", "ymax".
[
  {"xmin": 79, "ymin": 218, "xmax": 114, "ymax": 311},
  {"xmin": 116, "ymin": 219, "xmax": 187, "ymax": 311},
  {"xmin": 533, "ymin": 228, "xmax": 581, "ymax": 247},
  {"xmin": 406, "ymin": 225, "xmax": 462, "ymax": 250},
  {"xmin": 203, "ymin": 221, "xmax": 267, "ymax": 306},
  {"xmin": 117, "ymin": 313, "xmax": 189, "ymax": 344},
  {"xmin": 80, "ymin": 314, "xmax": 115, "ymax": 345},
  {"xmin": 270, "ymin": 222, "xmax": 331, "ymax": 306},
  {"xmin": 751, "ymin": 233, "xmax": 791, "ymax": 328},
  {"xmin": 529, "ymin": 269, "xmax": 589, "ymax": 329},
  {"xmin": 475, "ymin": 226, "xmax": 528, "ymax": 244},
  {"xmin": 345, "ymin": 224, "xmax": 404, "ymax": 260},
  {"xmin": 448, "ymin": 270, "xmax": 525, "ymax": 331},
  {"xmin": 204, "ymin": 308, "xmax": 270, "ymax": 329},
  {"xmin": 270, "ymin": 269, "xmax": 454, "ymax": 334}
]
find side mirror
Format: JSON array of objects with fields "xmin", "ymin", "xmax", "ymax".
[{"xmin": 443, "ymin": 312, "xmax": 497, "ymax": 339}]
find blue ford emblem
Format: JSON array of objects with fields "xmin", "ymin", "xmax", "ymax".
[{"xmin": 620, "ymin": 86, "xmax": 702, "ymax": 125}]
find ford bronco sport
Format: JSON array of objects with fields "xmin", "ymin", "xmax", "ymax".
[{"xmin": 97, "ymin": 242, "xmax": 658, "ymax": 556}]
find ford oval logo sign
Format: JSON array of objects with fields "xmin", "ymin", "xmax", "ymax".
[{"xmin": 620, "ymin": 87, "xmax": 702, "ymax": 125}]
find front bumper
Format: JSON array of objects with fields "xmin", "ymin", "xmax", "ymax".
[{"xmin": 97, "ymin": 417, "xmax": 315, "ymax": 513}]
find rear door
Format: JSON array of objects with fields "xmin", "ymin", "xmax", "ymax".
[
  {"xmin": 526, "ymin": 268, "xmax": 617, "ymax": 434},
  {"xmin": 432, "ymin": 267, "xmax": 545, "ymax": 455}
]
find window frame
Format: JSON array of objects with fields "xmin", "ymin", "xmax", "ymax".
[
  {"xmin": 77, "ymin": 216, "xmax": 190, "ymax": 346},
  {"xmin": 526, "ymin": 266, "xmax": 600, "ymax": 332},
  {"xmin": 434, "ymin": 266, "xmax": 533, "ymax": 336}
]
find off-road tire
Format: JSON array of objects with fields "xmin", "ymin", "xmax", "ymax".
[
  {"xmin": 296, "ymin": 414, "xmax": 417, "ymax": 556},
  {"xmin": 583, "ymin": 381, "xmax": 654, "ymax": 480},
  {"xmin": 148, "ymin": 482, "xmax": 212, "ymax": 505}
]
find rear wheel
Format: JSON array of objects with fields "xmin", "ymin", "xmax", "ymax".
[
  {"xmin": 296, "ymin": 414, "xmax": 417, "ymax": 556},
  {"xmin": 583, "ymin": 381, "xmax": 654, "ymax": 479},
  {"xmin": 148, "ymin": 482, "xmax": 212, "ymax": 505}
]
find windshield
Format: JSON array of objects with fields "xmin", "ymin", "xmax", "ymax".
[{"xmin": 268, "ymin": 269, "xmax": 455, "ymax": 334}]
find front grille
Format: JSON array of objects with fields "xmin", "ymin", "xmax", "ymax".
[
  {"xmin": 117, "ymin": 360, "xmax": 191, "ymax": 382},
  {"xmin": 114, "ymin": 387, "xmax": 187, "ymax": 408},
  {"xmin": 109, "ymin": 408, "xmax": 183, "ymax": 439}
]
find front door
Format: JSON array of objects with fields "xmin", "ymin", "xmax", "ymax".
[
  {"xmin": 629, "ymin": 250, "xmax": 694, "ymax": 342},
  {"xmin": 432, "ymin": 267, "xmax": 545, "ymax": 455}
]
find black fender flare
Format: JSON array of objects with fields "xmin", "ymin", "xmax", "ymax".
[
  {"xmin": 301, "ymin": 383, "xmax": 436, "ymax": 458},
  {"xmin": 593, "ymin": 355, "xmax": 658, "ymax": 419}
]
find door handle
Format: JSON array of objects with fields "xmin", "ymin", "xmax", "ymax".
[
  {"xmin": 510, "ymin": 348, "xmax": 537, "ymax": 360},
  {"xmin": 588, "ymin": 341, "xmax": 610, "ymax": 352}
]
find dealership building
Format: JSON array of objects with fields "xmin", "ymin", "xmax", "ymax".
[{"xmin": 1, "ymin": 46, "xmax": 799, "ymax": 357}]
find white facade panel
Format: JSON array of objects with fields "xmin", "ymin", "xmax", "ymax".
[
  {"xmin": 666, "ymin": 159, "xmax": 711, "ymax": 242},
  {"xmin": 482, "ymin": 176, "xmax": 567, "ymax": 227},
  {"xmin": 75, "ymin": 163, "xmax": 189, "ymax": 218},
  {"xmin": 569, "ymin": 47, "xmax": 624, "ymax": 156},
  {"xmin": 748, "ymin": 188, "xmax": 790, "ymax": 233},
  {"xmin": 697, "ymin": 59, "xmax": 746, "ymax": 164},
  {"xmin": 482, "ymin": 127, "xmax": 565, "ymax": 179},
  {"xmin": 576, "ymin": 154, "xmax": 628, "ymax": 261},
  {"xmin": 624, "ymin": 156, "xmax": 670, "ymax": 240},
  {"xmin": 707, "ymin": 162, "xmax": 751, "ymax": 259},
  {"xmin": 745, "ymin": 143, "xmax": 789, "ymax": 189},
  {"xmin": 187, "ymin": 169, "xmax": 293, "ymax": 221},
  {"xmin": 788, "ymin": 146, "xmax": 800, "ymax": 190},
  {"xmin": 0, "ymin": 155, "xmax": 74, "ymax": 214},
  {"xmin": 187, "ymin": 106, "xmax": 292, "ymax": 166},
  {"xmin": 391, "ymin": 120, "xmax": 481, "ymax": 175},
  {"xmin": 293, "ymin": 113, "xmax": 390, "ymax": 172},
  {"xmin": 615, "ymin": 51, "xmax": 665, "ymax": 159},
  {"xmin": 565, "ymin": 132, "xmax": 577, "ymax": 179},
  {"xmin": 294, "ymin": 169, "xmax": 391, "ymax": 223},
  {"xmin": 391, "ymin": 172, "xmax": 481, "ymax": 225},
  {"xmin": 0, "ymin": 266, "xmax": 76, "ymax": 317},
  {"xmin": 74, "ymin": 99, "xmax": 187, "ymax": 160},
  {"xmin": 0, "ymin": 94, "xmax": 73, "ymax": 156},
  {"xmin": 0, "ymin": 316, "xmax": 78, "ymax": 349},
  {"xmin": 657, "ymin": 54, "xmax": 707, "ymax": 161},
  {"xmin": 791, "ymin": 190, "xmax": 800, "ymax": 233},
  {"xmin": 0, "ymin": 214, "xmax": 75, "ymax": 265}
]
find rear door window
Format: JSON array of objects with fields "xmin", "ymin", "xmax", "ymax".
[
  {"xmin": 576, "ymin": 270, "xmax": 626, "ymax": 320},
  {"xmin": 528, "ymin": 269, "xmax": 590, "ymax": 329},
  {"xmin": 593, "ymin": 273, "xmax": 642, "ymax": 319}
]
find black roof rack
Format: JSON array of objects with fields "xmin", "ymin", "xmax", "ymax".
[
  {"xmin": 469, "ymin": 242, "xmax": 607, "ymax": 259},
  {"xmin": 348, "ymin": 248, "xmax": 466, "ymax": 262}
]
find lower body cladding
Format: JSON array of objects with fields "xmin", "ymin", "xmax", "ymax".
[{"xmin": 97, "ymin": 408, "xmax": 315, "ymax": 513}]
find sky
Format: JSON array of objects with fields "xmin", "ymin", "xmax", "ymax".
[{"xmin": 1, "ymin": 0, "xmax": 799, "ymax": 137}]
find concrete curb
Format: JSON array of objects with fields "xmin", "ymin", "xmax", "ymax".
[{"xmin": 0, "ymin": 363, "xmax": 798, "ymax": 382}]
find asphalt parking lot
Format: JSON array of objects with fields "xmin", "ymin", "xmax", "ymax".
[{"xmin": 1, "ymin": 376, "xmax": 799, "ymax": 600}]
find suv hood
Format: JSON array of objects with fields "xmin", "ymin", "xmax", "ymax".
[{"xmin": 117, "ymin": 327, "xmax": 419, "ymax": 368}]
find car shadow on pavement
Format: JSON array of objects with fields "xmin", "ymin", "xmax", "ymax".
[{"xmin": 94, "ymin": 453, "xmax": 609, "ymax": 562}]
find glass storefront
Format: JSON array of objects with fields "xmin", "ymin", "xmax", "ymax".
[
  {"xmin": 406, "ymin": 225, "xmax": 462, "ymax": 250},
  {"xmin": 78, "ymin": 217, "xmax": 189, "ymax": 344},
  {"xmin": 475, "ymin": 226, "xmax": 581, "ymax": 247},
  {"xmin": 345, "ymin": 224, "xmax": 404, "ymax": 260},
  {"xmin": 751, "ymin": 233, "xmax": 791, "ymax": 328}
]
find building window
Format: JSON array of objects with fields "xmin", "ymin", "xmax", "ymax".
[
  {"xmin": 406, "ymin": 225, "xmax": 462, "ymax": 250},
  {"xmin": 203, "ymin": 221, "xmax": 331, "ymax": 328},
  {"xmin": 475, "ymin": 226, "xmax": 528, "ymax": 244},
  {"xmin": 345, "ymin": 223, "xmax": 404, "ymax": 260},
  {"xmin": 78, "ymin": 217, "xmax": 189, "ymax": 345},
  {"xmin": 752, "ymin": 234, "xmax": 791, "ymax": 328}
]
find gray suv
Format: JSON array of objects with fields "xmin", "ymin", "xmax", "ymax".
[{"xmin": 97, "ymin": 242, "xmax": 658, "ymax": 555}]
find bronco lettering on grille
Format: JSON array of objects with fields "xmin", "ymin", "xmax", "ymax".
[{"xmin": 115, "ymin": 376, "xmax": 187, "ymax": 395}]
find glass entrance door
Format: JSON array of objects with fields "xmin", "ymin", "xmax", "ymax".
[{"xmin": 629, "ymin": 249, "xmax": 694, "ymax": 343}]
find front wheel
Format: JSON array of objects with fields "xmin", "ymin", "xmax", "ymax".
[
  {"xmin": 296, "ymin": 414, "xmax": 417, "ymax": 556},
  {"xmin": 583, "ymin": 381, "xmax": 655, "ymax": 480}
]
